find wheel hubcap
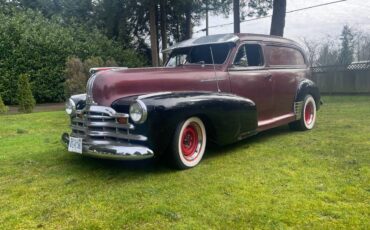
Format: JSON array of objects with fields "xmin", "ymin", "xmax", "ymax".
[
  {"xmin": 181, "ymin": 123, "xmax": 200, "ymax": 159},
  {"xmin": 305, "ymin": 101, "xmax": 314, "ymax": 125}
]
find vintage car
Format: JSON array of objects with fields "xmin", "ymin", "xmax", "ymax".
[{"xmin": 62, "ymin": 33, "xmax": 320, "ymax": 169}]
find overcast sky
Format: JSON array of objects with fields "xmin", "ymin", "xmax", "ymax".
[{"xmin": 193, "ymin": 0, "xmax": 370, "ymax": 43}]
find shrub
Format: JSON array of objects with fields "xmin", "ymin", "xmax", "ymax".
[
  {"xmin": 64, "ymin": 56, "xmax": 121, "ymax": 98},
  {"xmin": 83, "ymin": 56, "xmax": 105, "ymax": 77},
  {"xmin": 17, "ymin": 74, "xmax": 36, "ymax": 113},
  {"xmin": 0, "ymin": 95, "xmax": 9, "ymax": 114},
  {"xmin": 64, "ymin": 57, "xmax": 87, "ymax": 98},
  {"xmin": 105, "ymin": 58, "xmax": 118, "ymax": 67},
  {"xmin": 0, "ymin": 8, "xmax": 146, "ymax": 105}
]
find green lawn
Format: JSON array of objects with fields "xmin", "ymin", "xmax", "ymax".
[{"xmin": 0, "ymin": 96, "xmax": 369, "ymax": 229}]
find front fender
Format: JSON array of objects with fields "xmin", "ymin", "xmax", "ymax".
[{"xmin": 112, "ymin": 92, "xmax": 258, "ymax": 154}]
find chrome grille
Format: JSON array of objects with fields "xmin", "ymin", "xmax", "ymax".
[{"xmin": 70, "ymin": 105, "xmax": 147, "ymax": 144}]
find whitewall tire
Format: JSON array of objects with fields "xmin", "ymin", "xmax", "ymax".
[
  {"xmin": 171, "ymin": 117, "xmax": 207, "ymax": 169},
  {"xmin": 290, "ymin": 94, "xmax": 317, "ymax": 131}
]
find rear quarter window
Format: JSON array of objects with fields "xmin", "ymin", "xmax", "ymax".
[{"xmin": 267, "ymin": 45, "xmax": 306, "ymax": 66}]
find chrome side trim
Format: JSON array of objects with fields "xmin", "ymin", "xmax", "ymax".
[{"xmin": 294, "ymin": 101, "xmax": 304, "ymax": 120}]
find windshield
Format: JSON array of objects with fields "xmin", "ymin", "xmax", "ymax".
[{"xmin": 166, "ymin": 43, "xmax": 232, "ymax": 67}]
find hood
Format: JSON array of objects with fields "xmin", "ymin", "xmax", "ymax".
[{"xmin": 91, "ymin": 65, "xmax": 229, "ymax": 106}]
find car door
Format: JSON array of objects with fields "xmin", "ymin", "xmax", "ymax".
[
  {"xmin": 265, "ymin": 45, "xmax": 306, "ymax": 117},
  {"xmin": 228, "ymin": 42, "xmax": 274, "ymax": 122}
]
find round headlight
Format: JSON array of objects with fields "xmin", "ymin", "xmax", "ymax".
[
  {"xmin": 65, "ymin": 98, "xmax": 76, "ymax": 115},
  {"xmin": 129, "ymin": 100, "xmax": 147, "ymax": 124}
]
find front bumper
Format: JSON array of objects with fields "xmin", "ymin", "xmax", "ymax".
[{"xmin": 61, "ymin": 133, "xmax": 154, "ymax": 160}]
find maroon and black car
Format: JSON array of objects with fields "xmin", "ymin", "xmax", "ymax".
[{"xmin": 62, "ymin": 33, "xmax": 320, "ymax": 169}]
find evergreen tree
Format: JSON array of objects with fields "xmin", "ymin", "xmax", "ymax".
[
  {"xmin": 0, "ymin": 95, "xmax": 9, "ymax": 114},
  {"xmin": 338, "ymin": 25, "xmax": 354, "ymax": 65},
  {"xmin": 17, "ymin": 74, "xmax": 36, "ymax": 113}
]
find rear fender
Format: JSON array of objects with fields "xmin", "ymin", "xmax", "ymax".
[{"xmin": 296, "ymin": 79, "xmax": 321, "ymax": 110}]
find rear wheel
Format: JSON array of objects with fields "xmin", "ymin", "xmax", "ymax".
[
  {"xmin": 171, "ymin": 117, "xmax": 206, "ymax": 169},
  {"xmin": 289, "ymin": 95, "xmax": 317, "ymax": 131}
]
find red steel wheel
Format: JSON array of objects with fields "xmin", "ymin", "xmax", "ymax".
[
  {"xmin": 303, "ymin": 95, "xmax": 317, "ymax": 129},
  {"xmin": 171, "ymin": 117, "xmax": 206, "ymax": 169},
  {"xmin": 181, "ymin": 123, "xmax": 199, "ymax": 158},
  {"xmin": 304, "ymin": 101, "xmax": 314, "ymax": 125}
]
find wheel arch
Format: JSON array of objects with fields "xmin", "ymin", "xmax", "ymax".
[{"xmin": 296, "ymin": 79, "xmax": 321, "ymax": 110}]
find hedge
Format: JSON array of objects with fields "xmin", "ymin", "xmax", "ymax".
[{"xmin": 0, "ymin": 8, "xmax": 146, "ymax": 105}]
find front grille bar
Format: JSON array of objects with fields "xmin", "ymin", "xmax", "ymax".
[{"xmin": 70, "ymin": 105, "xmax": 147, "ymax": 143}]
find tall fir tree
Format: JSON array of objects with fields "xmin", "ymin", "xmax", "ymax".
[{"xmin": 338, "ymin": 25, "xmax": 354, "ymax": 65}]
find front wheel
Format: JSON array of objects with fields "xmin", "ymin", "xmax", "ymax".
[
  {"xmin": 170, "ymin": 117, "xmax": 207, "ymax": 169},
  {"xmin": 289, "ymin": 94, "xmax": 317, "ymax": 131}
]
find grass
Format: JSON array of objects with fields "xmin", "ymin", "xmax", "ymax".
[{"xmin": 0, "ymin": 96, "xmax": 369, "ymax": 229}]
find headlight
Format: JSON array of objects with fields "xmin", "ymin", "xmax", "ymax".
[
  {"xmin": 65, "ymin": 98, "xmax": 76, "ymax": 115},
  {"xmin": 129, "ymin": 100, "xmax": 147, "ymax": 124}
]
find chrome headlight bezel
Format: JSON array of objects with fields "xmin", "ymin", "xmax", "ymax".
[
  {"xmin": 65, "ymin": 98, "xmax": 76, "ymax": 115},
  {"xmin": 129, "ymin": 100, "xmax": 148, "ymax": 124}
]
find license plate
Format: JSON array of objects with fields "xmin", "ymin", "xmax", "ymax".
[{"xmin": 68, "ymin": 137, "xmax": 83, "ymax": 154}]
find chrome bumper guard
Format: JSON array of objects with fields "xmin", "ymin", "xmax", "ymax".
[{"xmin": 61, "ymin": 133, "xmax": 154, "ymax": 160}]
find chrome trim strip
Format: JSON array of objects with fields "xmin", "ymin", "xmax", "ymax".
[
  {"xmin": 89, "ymin": 67, "xmax": 128, "ymax": 74},
  {"xmin": 87, "ymin": 131, "xmax": 147, "ymax": 141},
  {"xmin": 200, "ymin": 78, "xmax": 227, "ymax": 82},
  {"xmin": 137, "ymin": 92, "xmax": 172, "ymax": 100},
  {"xmin": 87, "ymin": 122, "xmax": 134, "ymax": 130},
  {"xmin": 294, "ymin": 101, "xmax": 304, "ymax": 120},
  {"xmin": 71, "ymin": 125, "xmax": 86, "ymax": 132},
  {"xmin": 86, "ymin": 74, "xmax": 98, "ymax": 105},
  {"xmin": 88, "ymin": 105, "xmax": 116, "ymax": 115},
  {"xmin": 71, "ymin": 121, "xmax": 133, "ymax": 130},
  {"xmin": 85, "ymin": 115, "xmax": 115, "ymax": 119}
]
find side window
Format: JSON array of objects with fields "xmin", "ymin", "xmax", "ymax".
[
  {"xmin": 268, "ymin": 46, "xmax": 306, "ymax": 66},
  {"xmin": 233, "ymin": 44, "xmax": 263, "ymax": 67}
]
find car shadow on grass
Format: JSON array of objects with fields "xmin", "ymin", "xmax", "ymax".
[
  {"xmin": 204, "ymin": 125, "xmax": 293, "ymax": 160},
  {"xmin": 61, "ymin": 125, "xmax": 293, "ymax": 174},
  {"xmin": 63, "ymin": 154, "xmax": 170, "ymax": 173}
]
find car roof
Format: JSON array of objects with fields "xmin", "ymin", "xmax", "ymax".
[{"xmin": 163, "ymin": 33, "xmax": 300, "ymax": 52}]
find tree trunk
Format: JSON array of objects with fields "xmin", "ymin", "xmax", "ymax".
[
  {"xmin": 184, "ymin": 7, "xmax": 192, "ymax": 39},
  {"xmin": 205, "ymin": 0, "xmax": 209, "ymax": 35},
  {"xmin": 160, "ymin": 0, "xmax": 168, "ymax": 62},
  {"xmin": 149, "ymin": 1, "xmax": 159, "ymax": 67},
  {"xmin": 233, "ymin": 0, "xmax": 240, "ymax": 33},
  {"xmin": 270, "ymin": 0, "xmax": 286, "ymax": 37}
]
